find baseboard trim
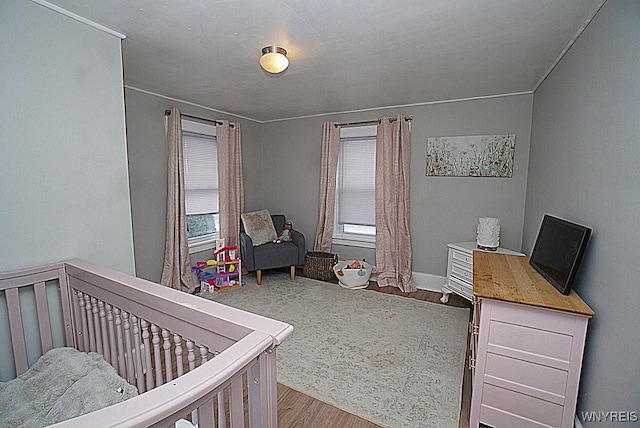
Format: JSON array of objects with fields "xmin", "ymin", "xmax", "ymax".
[
  {"xmin": 369, "ymin": 271, "xmax": 446, "ymax": 293},
  {"xmin": 413, "ymin": 272, "xmax": 447, "ymax": 293}
]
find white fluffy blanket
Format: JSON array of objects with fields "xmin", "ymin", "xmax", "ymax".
[{"xmin": 0, "ymin": 347, "xmax": 138, "ymax": 427}]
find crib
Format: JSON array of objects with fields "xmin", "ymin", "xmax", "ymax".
[{"xmin": 0, "ymin": 258, "xmax": 293, "ymax": 427}]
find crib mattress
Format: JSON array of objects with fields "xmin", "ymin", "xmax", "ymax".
[{"xmin": 0, "ymin": 347, "xmax": 138, "ymax": 427}]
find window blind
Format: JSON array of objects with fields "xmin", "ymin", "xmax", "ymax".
[
  {"xmin": 182, "ymin": 131, "xmax": 218, "ymax": 215},
  {"xmin": 337, "ymin": 137, "xmax": 376, "ymax": 227}
]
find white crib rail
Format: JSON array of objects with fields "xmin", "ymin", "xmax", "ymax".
[
  {"xmin": 0, "ymin": 259, "xmax": 293, "ymax": 427},
  {"xmin": 0, "ymin": 262, "xmax": 71, "ymax": 376},
  {"xmin": 57, "ymin": 330, "xmax": 277, "ymax": 427}
]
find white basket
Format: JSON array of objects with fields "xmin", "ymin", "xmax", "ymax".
[{"xmin": 333, "ymin": 260, "xmax": 373, "ymax": 289}]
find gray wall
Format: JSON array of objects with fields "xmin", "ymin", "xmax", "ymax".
[
  {"xmin": 124, "ymin": 88, "xmax": 263, "ymax": 282},
  {"xmin": 126, "ymin": 89, "xmax": 531, "ymax": 281},
  {"xmin": 524, "ymin": 0, "xmax": 639, "ymax": 423},
  {"xmin": 261, "ymin": 94, "xmax": 532, "ymax": 276},
  {"xmin": 0, "ymin": 1, "xmax": 134, "ymax": 274},
  {"xmin": 0, "ymin": 0, "xmax": 135, "ymax": 381}
]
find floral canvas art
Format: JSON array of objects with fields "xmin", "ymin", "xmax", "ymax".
[{"xmin": 426, "ymin": 134, "xmax": 515, "ymax": 177}]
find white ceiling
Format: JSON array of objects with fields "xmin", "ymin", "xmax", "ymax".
[{"xmin": 46, "ymin": 0, "xmax": 605, "ymax": 122}]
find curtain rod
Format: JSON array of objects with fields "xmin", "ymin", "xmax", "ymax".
[
  {"xmin": 333, "ymin": 116, "xmax": 413, "ymax": 128},
  {"xmin": 164, "ymin": 109, "xmax": 234, "ymax": 128}
]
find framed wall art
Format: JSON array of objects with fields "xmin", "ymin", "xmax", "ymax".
[{"xmin": 426, "ymin": 134, "xmax": 515, "ymax": 177}]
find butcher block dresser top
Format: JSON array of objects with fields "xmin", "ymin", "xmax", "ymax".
[{"xmin": 473, "ymin": 251, "xmax": 594, "ymax": 317}]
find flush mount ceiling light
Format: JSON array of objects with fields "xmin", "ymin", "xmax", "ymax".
[{"xmin": 259, "ymin": 46, "xmax": 289, "ymax": 74}]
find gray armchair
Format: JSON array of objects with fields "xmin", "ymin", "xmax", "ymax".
[{"xmin": 240, "ymin": 214, "xmax": 305, "ymax": 285}]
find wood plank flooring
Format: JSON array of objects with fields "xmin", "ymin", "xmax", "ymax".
[{"xmin": 273, "ymin": 271, "xmax": 473, "ymax": 428}]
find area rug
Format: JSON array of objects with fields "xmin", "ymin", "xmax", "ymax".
[{"xmin": 199, "ymin": 272, "xmax": 469, "ymax": 428}]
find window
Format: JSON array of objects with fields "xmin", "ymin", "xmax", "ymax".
[
  {"xmin": 181, "ymin": 120, "xmax": 219, "ymax": 250},
  {"xmin": 334, "ymin": 125, "xmax": 376, "ymax": 247}
]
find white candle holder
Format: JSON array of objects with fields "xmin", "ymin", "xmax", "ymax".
[{"xmin": 477, "ymin": 217, "xmax": 501, "ymax": 251}]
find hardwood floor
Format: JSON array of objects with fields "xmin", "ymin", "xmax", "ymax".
[
  {"xmin": 278, "ymin": 383, "xmax": 379, "ymax": 428},
  {"xmin": 273, "ymin": 271, "xmax": 473, "ymax": 428}
]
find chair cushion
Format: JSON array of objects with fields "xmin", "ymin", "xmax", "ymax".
[
  {"xmin": 241, "ymin": 209, "xmax": 278, "ymax": 246},
  {"xmin": 253, "ymin": 241, "xmax": 299, "ymax": 270}
]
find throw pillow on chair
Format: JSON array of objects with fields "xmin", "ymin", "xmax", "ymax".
[{"xmin": 240, "ymin": 209, "xmax": 278, "ymax": 246}]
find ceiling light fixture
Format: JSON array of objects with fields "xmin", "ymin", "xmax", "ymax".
[{"xmin": 259, "ymin": 46, "xmax": 289, "ymax": 74}]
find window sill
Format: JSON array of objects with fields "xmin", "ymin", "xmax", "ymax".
[
  {"xmin": 188, "ymin": 236, "xmax": 218, "ymax": 254},
  {"xmin": 332, "ymin": 234, "xmax": 376, "ymax": 249}
]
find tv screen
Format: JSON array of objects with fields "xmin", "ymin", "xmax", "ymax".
[{"xmin": 529, "ymin": 214, "xmax": 591, "ymax": 295}]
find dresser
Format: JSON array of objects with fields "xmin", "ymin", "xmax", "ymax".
[
  {"xmin": 440, "ymin": 242, "xmax": 521, "ymax": 303},
  {"xmin": 470, "ymin": 252, "xmax": 594, "ymax": 428}
]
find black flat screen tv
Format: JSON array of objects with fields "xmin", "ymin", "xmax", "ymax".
[{"xmin": 529, "ymin": 214, "xmax": 591, "ymax": 295}]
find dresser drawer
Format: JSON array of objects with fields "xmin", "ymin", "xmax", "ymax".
[
  {"xmin": 484, "ymin": 353, "xmax": 568, "ymax": 404},
  {"xmin": 449, "ymin": 248, "xmax": 473, "ymax": 267},
  {"xmin": 479, "ymin": 383, "xmax": 564, "ymax": 428},
  {"xmin": 489, "ymin": 299, "xmax": 580, "ymax": 335},
  {"xmin": 450, "ymin": 261, "xmax": 473, "ymax": 285},
  {"xmin": 447, "ymin": 276, "xmax": 472, "ymax": 299},
  {"xmin": 487, "ymin": 320, "xmax": 573, "ymax": 368}
]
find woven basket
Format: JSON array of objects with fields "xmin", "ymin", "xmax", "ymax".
[{"xmin": 303, "ymin": 251, "xmax": 338, "ymax": 281}]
